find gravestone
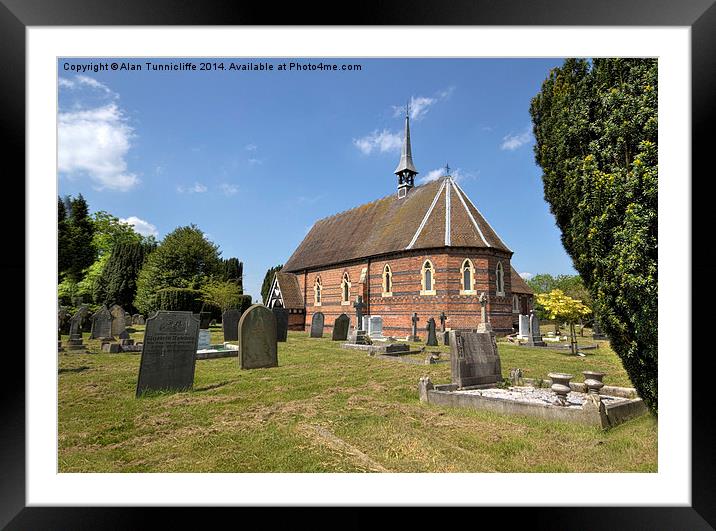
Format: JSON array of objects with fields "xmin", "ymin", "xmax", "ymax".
[
  {"xmin": 449, "ymin": 330, "xmax": 502, "ymax": 388},
  {"xmin": 332, "ymin": 313, "xmax": 350, "ymax": 341},
  {"xmin": 409, "ymin": 312, "xmax": 421, "ymax": 341},
  {"xmin": 65, "ymin": 305, "xmax": 90, "ymax": 351},
  {"xmin": 90, "ymin": 305, "xmax": 114, "ymax": 340},
  {"xmin": 310, "ymin": 312, "xmax": 325, "ymax": 338},
  {"xmin": 197, "ymin": 329, "xmax": 211, "ymax": 350},
  {"xmin": 132, "ymin": 314, "xmax": 145, "ymax": 326},
  {"xmin": 442, "ymin": 330, "xmax": 450, "ymax": 346},
  {"xmin": 348, "ymin": 296, "xmax": 369, "ymax": 345},
  {"xmin": 518, "ymin": 314, "xmax": 530, "ymax": 339},
  {"xmin": 124, "ymin": 312, "xmax": 133, "ymax": 327},
  {"xmin": 135, "ymin": 311, "xmax": 200, "ymax": 396},
  {"xmin": 426, "ymin": 317, "xmax": 438, "ymax": 346},
  {"xmin": 368, "ymin": 316, "xmax": 383, "ymax": 339},
  {"xmin": 439, "ymin": 311, "xmax": 447, "ymax": 332},
  {"xmin": 476, "ymin": 292, "xmax": 492, "ymax": 332},
  {"xmin": 58, "ymin": 307, "xmax": 71, "ymax": 335},
  {"xmin": 528, "ymin": 311, "xmax": 546, "ymax": 346},
  {"xmin": 109, "ymin": 304, "xmax": 127, "ymax": 337},
  {"xmin": 222, "ymin": 308, "xmax": 242, "ymax": 342},
  {"xmin": 273, "ymin": 307, "xmax": 288, "ymax": 342},
  {"xmin": 238, "ymin": 304, "xmax": 278, "ymax": 369},
  {"xmin": 199, "ymin": 312, "xmax": 212, "ymax": 329},
  {"xmin": 592, "ymin": 319, "xmax": 608, "ymax": 340}
]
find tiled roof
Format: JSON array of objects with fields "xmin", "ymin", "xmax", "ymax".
[
  {"xmin": 510, "ymin": 266, "xmax": 534, "ymax": 294},
  {"xmin": 283, "ymin": 176, "xmax": 512, "ymax": 272},
  {"xmin": 275, "ymin": 271, "xmax": 304, "ymax": 309}
]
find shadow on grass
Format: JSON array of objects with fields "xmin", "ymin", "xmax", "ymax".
[{"xmin": 58, "ymin": 366, "xmax": 90, "ymax": 374}]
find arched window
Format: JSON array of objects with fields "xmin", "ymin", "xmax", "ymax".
[
  {"xmin": 341, "ymin": 272, "xmax": 351, "ymax": 305},
  {"xmin": 513, "ymin": 294, "xmax": 520, "ymax": 313},
  {"xmin": 314, "ymin": 277, "xmax": 322, "ymax": 306},
  {"xmin": 382, "ymin": 264, "xmax": 393, "ymax": 296},
  {"xmin": 421, "ymin": 260, "xmax": 436, "ymax": 295},
  {"xmin": 460, "ymin": 259, "xmax": 476, "ymax": 295},
  {"xmin": 496, "ymin": 261, "xmax": 505, "ymax": 296}
]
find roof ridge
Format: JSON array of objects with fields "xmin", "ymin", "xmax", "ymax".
[
  {"xmin": 406, "ymin": 178, "xmax": 448, "ymax": 250},
  {"xmin": 453, "ymin": 181, "xmax": 512, "ymax": 252},
  {"xmin": 452, "ymin": 181, "xmax": 490, "ymax": 247}
]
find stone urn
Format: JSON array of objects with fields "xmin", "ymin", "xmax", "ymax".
[
  {"xmin": 548, "ymin": 372, "xmax": 574, "ymax": 406},
  {"xmin": 582, "ymin": 371, "xmax": 606, "ymax": 395}
]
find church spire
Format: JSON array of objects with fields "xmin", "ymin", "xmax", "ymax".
[{"xmin": 394, "ymin": 104, "xmax": 418, "ymax": 198}]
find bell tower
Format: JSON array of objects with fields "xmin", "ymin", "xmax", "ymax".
[{"xmin": 394, "ymin": 105, "xmax": 418, "ymax": 199}]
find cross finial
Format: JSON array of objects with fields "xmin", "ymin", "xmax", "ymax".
[
  {"xmin": 445, "ymin": 163, "xmax": 450, "ymax": 176},
  {"xmin": 406, "ymin": 99, "xmax": 411, "ymax": 119}
]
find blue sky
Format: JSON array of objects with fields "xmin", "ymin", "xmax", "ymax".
[{"xmin": 58, "ymin": 57, "xmax": 576, "ymax": 301}]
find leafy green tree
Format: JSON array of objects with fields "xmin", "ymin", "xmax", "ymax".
[
  {"xmin": 536, "ymin": 289, "xmax": 592, "ymax": 355},
  {"xmin": 95, "ymin": 241, "xmax": 155, "ymax": 311},
  {"xmin": 526, "ymin": 273, "xmax": 557, "ymax": 294},
  {"xmin": 261, "ymin": 264, "xmax": 283, "ymax": 305},
  {"xmin": 58, "ymin": 197, "xmax": 71, "ymax": 280},
  {"xmin": 134, "ymin": 225, "xmax": 221, "ymax": 314},
  {"xmin": 221, "ymin": 257, "xmax": 244, "ymax": 291},
  {"xmin": 63, "ymin": 194, "xmax": 95, "ymax": 283},
  {"xmin": 200, "ymin": 280, "xmax": 243, "ymax": 314},
  {"xmin": 530, "ymin": 58, "xmax": 657, "ymax": 412}
]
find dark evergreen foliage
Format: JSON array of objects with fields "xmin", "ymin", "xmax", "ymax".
[
  {"xmin": 95, "ymin": 241, "xmax": 154, "ymax": 313},
  {"xmin": 530, "ymin": 58, "xmax": 658, "ymax": 412},
  {"xmin": 261, "ymin": 264, "xmax": 283, "ymax": 305}
]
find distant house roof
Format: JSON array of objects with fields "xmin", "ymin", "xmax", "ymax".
[
  {"xmin": 283, "ymin": 176, "xmax": 511, "ymax": 273},
  {"xmin": 510, "ymin": 266, "xmax": 533, "ymax": 295},
  {"xmin": 275, "ymin": 271, "xmax": 304, "ymax": 309}
]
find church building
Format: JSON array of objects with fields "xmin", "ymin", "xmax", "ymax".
[{"xmin": 267, "ymin": 112, "xmax": 533, "ymax": 337}]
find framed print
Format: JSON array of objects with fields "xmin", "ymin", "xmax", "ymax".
[{"xmin": 3, "ymin": 0, "xmax": 714, "ymax": 528}]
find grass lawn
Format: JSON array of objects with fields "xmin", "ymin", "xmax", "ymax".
[{"xmin": 58, "ymin": 327, "xmax": 657, "ymax": 473}]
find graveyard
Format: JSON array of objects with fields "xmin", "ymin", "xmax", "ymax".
[{"xmin": 58, "ymin": 322, "xmax": 656, "ymax": 473}]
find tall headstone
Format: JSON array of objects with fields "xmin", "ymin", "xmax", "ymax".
[
  {"xmin": 518, "ymin": 314, "xmax": 530, "ymax": 339},
  {"xmin": 592, "ymin": 319, "xmax": 608, "ymax": 340},
  {"xmin": 65, "ymin": 305, "xmax": 90, "ymax": 351},
  {"xmin": 528, "ymin": 311, "xmax": 546, "ymax": 346},
  {"xmin": 197, "ymin": 329, "xmax": 211, "ymax": 350},
  {"xmin": 58, "ymin": 307, "xmax": 71, "ymax": 335},
  {"xmin": 273, "ymin": 307, "xmax": 288, "ymax": 342},
  {"xmin": 310, "ymin": 312, "xmax": 325, "ymax": 338},
  {"xmin": 109, "ymin": 304, "xmax": 127, "ymax": 337},
  {"xmin": 90, "ymin": 305, "xmax": 114, "ymax": 340},
  {"xmin": 439, "ymin": 311, "xmax": 447, "ymax": 332},
  {"xmin": 350, "ymin": 296, "xmax": 369, "ymax": 344},
  {"xmin": 124, "ymin": 312, "xmax": 133, "ymax": 328},
  {"xmin": 136, "ymin": 311, "xmax": 200, "ymax": 396},
  {"xmin": 199, "ymin": 311, "xmax": 212, "ymax": 329},
  {"xmin": 368, "ymin": 316, "xmax": 383, "ymax": 339},
  {"xmin": 409, "ymin": 312, "xmax": 420, "ymax": 341},
  {"xmin": 449, "ymin": 330, "xmax": 502, "ymax": 388},
  {"xmin": 238, "ymin": 304, "xmax": 278, "ymax": 369},
  {"xmin": 222, "ymin": 308, "xmax": 242, "ymax": 342},
  {"xmin": 476, "ymin": 292, "xmax": 492, "ymax": 333},
  {"xmin": 332, "ymin": 313, "xmax": 350, "ymax": 341},
  {"xmin": 426, "ymin": 317, "xmax": 438, "ymax": 346}
]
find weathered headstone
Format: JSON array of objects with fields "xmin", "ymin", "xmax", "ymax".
[
  {"xmin": 439, "ymin": 311, "xmax": 447, "ymax": 332},
  {"xmin": 238, "ymin": 304, "xmax": 278, "ymax": 369},
  {"xmin": 368, "ymin": 316, "xmax": 383, "ymax": 339},
  {"xmin": 442, "ymin": 330, "xmax": 450, "ymax": 346},
  {"xmin": 332, "ymin": 313, "xmax": 350, "ymax": 341},
  {"xmin": 222, "ymin": 308, "xmax": 242, "ymax": 342},
  {"xmin": 199, "ymin": 312, "xmax": 212, "ymax": 329},
  {"xmin": 426, "ymin": 317, "xmax": 438, "ymax": 346},
  {"xmin": 528, "ymin": 311, "xmax": 545, "ymax": 346},
  {"xmin": 90, "ymin": 305, "xmax": 114, "ymax": 340},
  {"xmin": 109, "ymin": 304, "xmax": 127, "ymax": 337},
  {"xmin": 136, "ymin": 311, "xmax": 200, "ymax": 396},
  {"xmin": 592, "ymin": 319, "xmax": 608, "ymax": 340},
  {"xmin": 132, "ymin": 314, "xmax": 145, "ymax": 326},
  {"xmin": 476, "ymin": 292, "xmax": 492, "ymax": 332},
  {"xmin": 449, "ymin": 330, "xmax": 502, "ymax": 388},
  {"xmin": 518, "ymin": 314, "xmax": 530, "ymax": 339},
  {"xmin": 197, "ymin": 329, "xmax": 211, "ymax": 350},
  {"xmin": 124, "ymin": 312, "xmax": 133, "ymax": 327},
  {"xmin": 273, "ymin": 307, "xmax": 288, "ymax": 342},
  {"xmin": 310, "ymin": 312, "xmax": 325, "ymax": 338},
  {"xmin": 349, "ymin": 296, "xmax": 369, "ymax": 344},
  {"xmin": 65, "ymin": 305, "xmax": 90, "ymax": 351},
  {"xmin": 58, "ymin": 307, "xmax": 71, "ymax": 335},
  {"xmin": 409, "ymin": 312, "xmax": 421, "ymax": 341}
]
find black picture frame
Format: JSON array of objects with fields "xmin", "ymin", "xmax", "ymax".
[{"xmin": 2, "ymin": 1, "xmax": 712, "ymax": 528}]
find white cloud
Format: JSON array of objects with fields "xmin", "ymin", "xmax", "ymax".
[
  {"xmin": 58, "ymin": 103, "xmax": 139, "ymax": 191},
  {"xmin": 500, "ymin": 126, "xmax": 533, "ymax": 151},
  {"xmin": 248, "ymin": 158, "xmax": 263, "ymax": 165},
  {"xmin": 519, "ymin": 272, "xmax": 534, "ymax": 281},
  {"xmin": 353, "ymin": 129, "xmax": 402, "ymax": 155},
  {"xmin": 416, "ymin": 167, "xmax": 475, "ymax": 185},
  {"xmin": 219, "ymin": 183, "xmax": 239, "ymax": 196},
  {"xmin": 177, "ymin": 182, "xmax": 207, "ymax": 194},
  {"xmin": 59, "ymin": 75, "xmax": 118, "ymax": 98},
  {"xmin": 245, "ymin": 143, "xmax": 257, "ymax": 151},
  {"xmin": 120, "ymin": 216, "xmax": 158, "ymax": 237},
  {"xmin": 392, "ymin": 87, "xmax": 455, "ymax": 121},
  {"xmin": 58, "ymin": 77, "xmax": 74, "ymax": 88}
]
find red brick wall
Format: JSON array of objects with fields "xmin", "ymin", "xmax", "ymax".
[{"xmin": 294, "ymin": 248, "xmax": 517, "ymax": 336}]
